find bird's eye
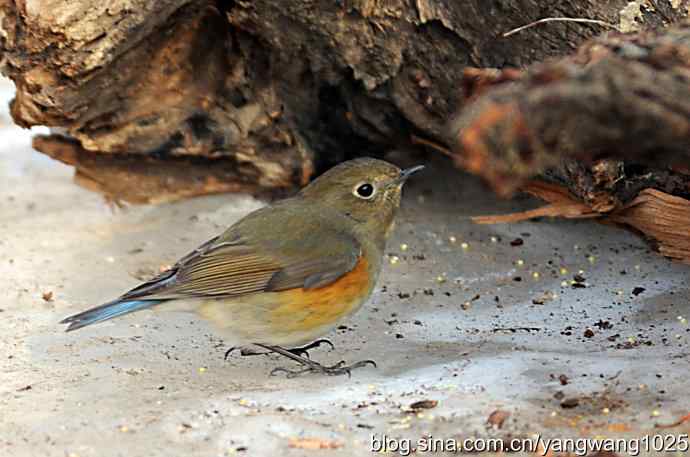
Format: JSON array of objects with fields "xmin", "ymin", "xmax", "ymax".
[{"xmin": 353, "ymin": 182, "xmax": 376, "ymax": 200}]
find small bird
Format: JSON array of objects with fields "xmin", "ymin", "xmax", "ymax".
[{"xmin": 61, "ymin": 158, "xmax": 423, "ymax": 376}]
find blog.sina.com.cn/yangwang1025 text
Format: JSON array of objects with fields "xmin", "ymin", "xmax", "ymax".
[{"xmin": 370, "ymin": 433, "xmax": 690, "ymax": 456}]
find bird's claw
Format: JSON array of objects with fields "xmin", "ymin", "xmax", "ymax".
[
  {"xmin": 224, "ymin": 346, "xmax": 264, "ymax": 360},
  {"xmin": 287, "ymin": 339, "xmax": 335, "ymax": 358},
  {"xmin": 270, "ymin": 359, "xmax": 376, "ymax": 378},
  {"xmin": 224, "ymin": 346, "xmax": 239, "ymax": 360},
  {"xmin": 224, "ymin": 339, "xmax": 335, "ymax": 361}
]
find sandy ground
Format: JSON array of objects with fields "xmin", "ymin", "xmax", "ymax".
[{"xmin": 1, "ymin": 77, "xmax": 689, "ymax": 457}]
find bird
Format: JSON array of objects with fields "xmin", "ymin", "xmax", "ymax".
[{"xmin": 61, "ymin": 157, "xmax": 424, "ymax": 377}]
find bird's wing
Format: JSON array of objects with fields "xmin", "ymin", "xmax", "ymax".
[{"xmin": 116, "ymin": 229, "xmax": 361, "ymax": 301}]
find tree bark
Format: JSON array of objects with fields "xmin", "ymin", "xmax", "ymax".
[
  {"xmin": 447, "ymin": 19, "xmax": 690, "ymax": 196},
  {"xmin": 1, "ymin": 0, "xmax": 684, "ymax": 202}
]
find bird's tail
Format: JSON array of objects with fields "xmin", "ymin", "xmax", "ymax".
[{"xmin": 60, "ymin": 299, "xmax": 163, "ymax": 332}]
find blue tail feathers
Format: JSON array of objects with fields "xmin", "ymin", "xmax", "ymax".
[{"xmin": 60, "ymin": 299, "xmax": 163, "ymax": 332}]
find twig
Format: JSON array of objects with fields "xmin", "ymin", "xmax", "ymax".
[
  {"xmin": 503, "ymin": 17, "xmax": 619, "ymax": 38},
  {"xmin": 410, "ymin": 134, "xmax": 452, "ymax": 157},
  {"xmin": 655, "ymin": 412, "xmax": 690, "ymax": 429}
]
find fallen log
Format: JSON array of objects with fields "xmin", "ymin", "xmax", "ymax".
[
  {"xmin": 447, "ymin": 20, "xmax": 690, "ymax": 196},
  {"xmin": 1, "ymin": 1, "xmax": 684, "ymax": 201}
]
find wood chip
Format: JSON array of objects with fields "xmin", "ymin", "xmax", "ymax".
[
  {"xmin": 610, "ymin": 189, "xmax": 690, "ymax": 264},
  {"xmin": 474, "ymin": 183, "xmax": 690, "ymax": 265},
  {"xmin": 288, "ymin": 438, "xmax": 343, "ymax": 450},
  {"xmin": 487, "ymin": 409, "xmax": 510, "ymax": 428},
  {"xmin": 408, "ymin": 399, "xmax": 438, "ymax": 410},
  {"xmin": 472, "ymin": 181, "xmax": 600, "ymax": 224}
]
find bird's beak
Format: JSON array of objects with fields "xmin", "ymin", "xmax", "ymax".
[{"xmin": 395, "ymin": 165, "xmax": 425, "ymax": 184}]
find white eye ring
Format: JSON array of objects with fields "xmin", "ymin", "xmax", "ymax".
[{"xmin": 353, "ymin": 182, "xmax": 376, "ymax": 200}]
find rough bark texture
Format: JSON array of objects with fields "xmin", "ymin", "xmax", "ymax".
[
  {"xmin": 447, "ymin": 17, "xmax": 690, "ymax": 196},
  {"xmin": 1, "ymin": 1, "xmax": 315, "ymax": 200},
  {"xmin": 2, "ymin": 0, "xmax": 683, "ymax": 201},
  {"xmin": 441, "ymin": 13, "xmax": 690, "ymax": 264}
]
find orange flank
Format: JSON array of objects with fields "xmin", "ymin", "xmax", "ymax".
[{"xmin": 270, "ymin": 256, "xmax": 371, "ymax": 332}]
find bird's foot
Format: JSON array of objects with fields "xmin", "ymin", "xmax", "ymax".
[
  {"xmin": 254, "ymin": 343, "xmax": 375, "ymax": 378},
  {"xmin": 270, "ymin": 359, "xmax": 376, "ymax": 378},
  {"xmin": 224, "ymin": 339, "xmax": 334, "ymax": 360}
]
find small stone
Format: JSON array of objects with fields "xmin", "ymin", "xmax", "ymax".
[{"xmin": 560, "ymin": 398, "xmax": 580, "ymax": 409}]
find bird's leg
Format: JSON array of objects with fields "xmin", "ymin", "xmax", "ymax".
[
  {"xmin": 255, "ymin": 344, "xmax": 376, "ymax": 378},
  {"xmin": 224, "ymin": 339, "xmax": 334, "ymax": 360}
]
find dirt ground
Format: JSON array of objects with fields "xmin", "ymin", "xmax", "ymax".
[{"xmin": 1, "ymin": 77, "xmax": 689, "ymax": 456}]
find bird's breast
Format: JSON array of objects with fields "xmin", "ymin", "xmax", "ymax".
[{"xmin": 269, "ymin": 255, "xmax": 374, "ymax": 332}]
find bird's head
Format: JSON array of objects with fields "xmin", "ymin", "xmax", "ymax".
[{"xmin": 299, "ymin": 157, "xmax": 424, "ymax": 243}]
